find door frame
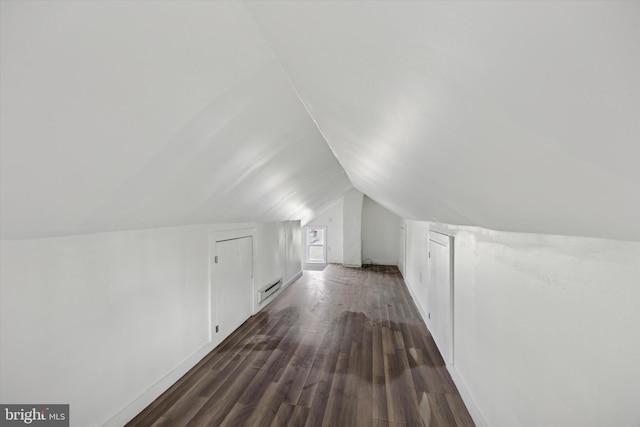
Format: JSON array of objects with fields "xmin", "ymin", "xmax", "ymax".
[
  {"xmin": 303, "ymin": 225, "xmax": 327, "ymax": 268},
  {"xmin": 427, "ymin": 230, "xmax": 454, "ymax": 365},
  {"xmin": 208, "ymin": 227, "xmax": 256, "ymax": 345}
]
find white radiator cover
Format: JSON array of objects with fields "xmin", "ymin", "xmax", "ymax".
[{"xmin": 258, "ymin": 278, "xmax": 282, "ymax": 304}]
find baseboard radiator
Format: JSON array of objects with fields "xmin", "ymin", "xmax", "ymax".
[{"xmin": 258, "ymin": 278, "xmax": 282, "ymax": 304}]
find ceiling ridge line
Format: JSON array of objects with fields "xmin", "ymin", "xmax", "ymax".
[{"xmin": 240, "ymin": 1, "xmax": 356, "ymax": 189}]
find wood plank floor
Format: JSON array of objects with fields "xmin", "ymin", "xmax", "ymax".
[{"xmin": 126, "ymin": 264, "xmax": 475, "ymax": 427}]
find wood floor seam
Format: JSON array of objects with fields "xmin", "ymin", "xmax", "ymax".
[{"xmin": 126, "ymin": 264, "xmax": 474, "ymax": 427}]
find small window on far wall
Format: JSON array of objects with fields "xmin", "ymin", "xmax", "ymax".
[{"xmin": 306, "ymin": 226, "xmax": 326, "ymax": 264}]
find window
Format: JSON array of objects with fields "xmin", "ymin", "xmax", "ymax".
[{"xmin": 305, "ymin": 226, "xmax": 326, "ymax": 264}]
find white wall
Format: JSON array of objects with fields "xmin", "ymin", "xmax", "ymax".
[
  {"xmin": 255, "ymin": 222, "xmax": 284, "ymax": 291},
  {"xmin": 306, "ymin": 194, "xmax": 401, "ymax": 266},
  {"xmin": 405, "ymin": 221, "xmax": 429, "ymax": 311},
  {"xmin": 398, "ymin": 223, "xmax": 406, "ymax": 276},
  {"xmin": 0, "ymin": 221, "xmax": 302, "ymax": 427},
  {"xmin": 343, "ymin": 189, "xmax": 364, "ymax": 267},
  {"xmin": 283, "ymin": 221, "xmax": 302, "ymax": 282},
  {"xmin": 403, "ymin": 220, "xmax": 640, "ymax": 427},
  {"xmin": 362, "ymin": 196, "xmax": 400, "ymax": 265},
  {"xmin": 306, "ymin": 198, "xmax": 344, "ymax": 264}
]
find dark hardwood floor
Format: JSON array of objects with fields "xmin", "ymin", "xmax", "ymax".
[{"xmin": 126, "ymin": 264, "xmax": 474, "ymax": 427}]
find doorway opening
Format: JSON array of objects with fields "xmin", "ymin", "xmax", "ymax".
[{"xmin": 303, "ymin": 225, "xmax": 327, "ymax": 270}]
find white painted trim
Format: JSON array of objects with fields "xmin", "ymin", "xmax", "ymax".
[
  {"xmin": 304, "ymin": 225, "xmax": 328, "ymax": 265},
  {"xmin": 363, "ymin": 259, "xmax": 398, "ymax": 266},
  {"xmin": 302, "ymin": 262, "xmax": 327, "ymax": 271},
  {"xmin": 102, "ymin": 340, "xmax": 217, "ymax": 427},
  {"xmin": 257, "ymin": 270, "xmax": 304, "ymax": 310},
  {"xmin": 405, "ymin": 277, "xmax": 488, "ymax": 427},
  {"xmin": 208, "ymin": 227, "xmax": 256, "ymax": 243},
  {"xmin": 404, "ymin": 278, "xmax": 429, "ymax": 324},
  {"xmin": 427, "ymin": 231, "xmax": 454, "ymax": 364},
  {"xmin": 106, "ymin": 268, "xmax": 304, "ymax": 426},
  {"xmin": 284, "ymin": 270, "xmax": 303, "ymax": 288},
  {"xmin": 210, "ymin": 230, "xmax": 256, "ymax": 342},
  {"xmin": 428, "ymin": 230, "xmax": 451, "ymax": 246},
  {"xmin": 447, "ymin": 366, "xmax": 490, "ymax": 427}
]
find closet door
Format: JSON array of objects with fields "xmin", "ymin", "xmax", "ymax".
[
  {"xmin": 215, "ymin": 236, "xmax": 253, "ymax": 340},
  {"xmin": 428, "ymin": 231, "xmax": 453, "ymax": 364}
]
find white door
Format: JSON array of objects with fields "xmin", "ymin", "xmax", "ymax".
[
  {"xmin": 427, "ymin": 231, "xmax": 453, "ymax": 364},
  {"xmin": 215, "ymin": 236, "xmax": 253, "ymax": 340},
  {"xmin": 399, "ymin": 224, "xmax": 407, "ymax": 277}
]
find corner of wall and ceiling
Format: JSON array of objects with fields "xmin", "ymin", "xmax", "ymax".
[{"xmin": 240, "ymin": 1, "xmax": 356, "ymax": 190}]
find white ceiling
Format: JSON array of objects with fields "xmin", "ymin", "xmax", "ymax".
[
  {"xmin": 0, "ymin": 1, "xmax": 351, "ymax": 239},
  {"xmin": 1, "ymin": 1, "xmax": 639, "ymax": 241},
  {"xmin": 247, "ymin": 0, "xmax": 640, "ymax": 241}
]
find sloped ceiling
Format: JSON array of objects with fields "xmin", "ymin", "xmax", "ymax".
[
  {"xmin": 247, "ymin": 0, "xmax": 640, "ymax": 242},
  {"xmin": 1, "ymin": 1, "xmax": 639, "ymax": 241},
  {"xmin": 0, "ymin": 1, "xmax": 352, "ymax": 239}
]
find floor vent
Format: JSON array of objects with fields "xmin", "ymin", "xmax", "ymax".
[{"xmin": 258, "ymin": 278, "xmax": 282, "ymax": 304}]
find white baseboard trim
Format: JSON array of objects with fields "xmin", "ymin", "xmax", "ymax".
[
  {"xmin": 404, "ymin": 278, "xmax": 428, "ymax": 322},
  {"xmin": 302, "ymin": 263, "xmax": 326, "ymax": 271},
  {"xmin": 363, "ymin": 259, "xmax": 398, "ymax": 266},
  {"xmin": 103, "ymin": 340, "xmax": 217, "ymax": 427},
  {"xmin": 284, "ymin": 270, "xmax": 303, "ymax": 288},
  {"xmin": 447, "ymin": 366, "xmax": 489, "ymax": 427},
  {"xmin": 105, "ymin": 270, "xmax": 304, "ymax": 427},
  {"xmin": 403, "ymin": 278, "xmax": 488, "ymax": 427}
]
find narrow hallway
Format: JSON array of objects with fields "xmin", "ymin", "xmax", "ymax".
[{"xmin": 128, "ymin": 265, "xmax": 474, "ymax": 427}]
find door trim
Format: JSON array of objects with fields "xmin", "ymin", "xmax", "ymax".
[{"xmin": 208, "ymin": 227, "xmax": 256, "ymax": 344}]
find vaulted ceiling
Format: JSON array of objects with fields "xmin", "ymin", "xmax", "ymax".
[{"xmin": 1, "ymin": 1, "xmax": 638, "ymax": 241}]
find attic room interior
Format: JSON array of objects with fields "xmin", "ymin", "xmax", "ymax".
[{"xmin": 1, "ymin": 1, "xmax": 639, "ymax": 426}]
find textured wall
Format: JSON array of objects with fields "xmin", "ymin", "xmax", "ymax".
[{"xmin": 404, "ymin": 220, "xmax": 640, "ymax": 426}]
